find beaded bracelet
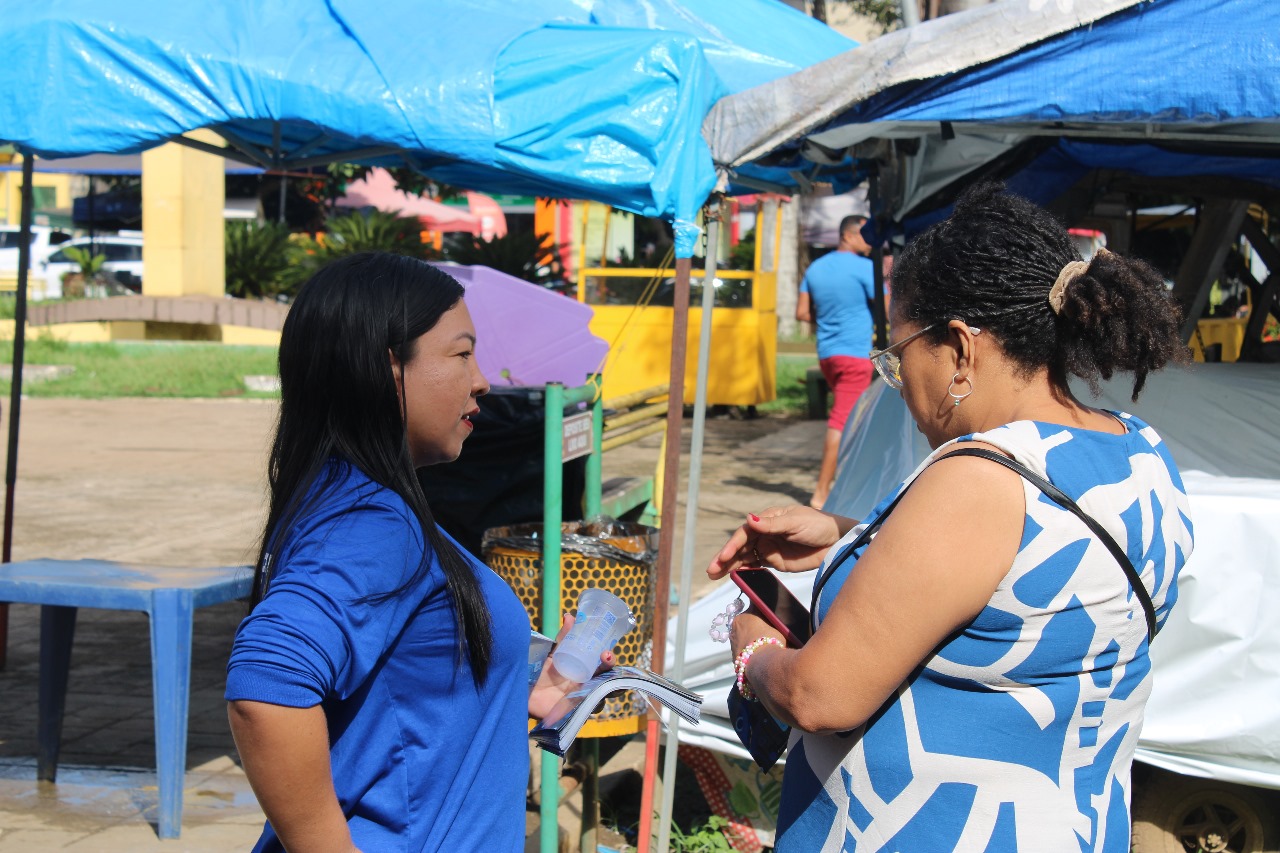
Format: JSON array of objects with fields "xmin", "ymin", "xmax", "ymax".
[{"xmin": 734, "ymin": 636, "xmax": 783, "ymax": 701}]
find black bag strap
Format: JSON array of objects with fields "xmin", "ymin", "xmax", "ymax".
[
  {"xmin": 938, "ymin": 448, "xmax": 1156, "ymax": 643},
  {"xmin": 810, "ymin": 447, "xmax": 1157, "ymax": 644},
  {"xmin": 810, "ymin": 484, "xmax": 913, "ymax": 631}
]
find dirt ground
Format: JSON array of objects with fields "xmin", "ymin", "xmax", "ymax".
[
  {"xmin": 0, "ymin": 397, "xmax": 825, "ymax": 849},
  {"xmin": 0, "ymin": 397, "xmax": 820, "ymax": 576}
]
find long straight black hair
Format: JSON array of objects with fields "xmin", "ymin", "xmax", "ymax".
[{"xmin": 251, "ymin": 252, "xmax": 493, "ymax": 681}]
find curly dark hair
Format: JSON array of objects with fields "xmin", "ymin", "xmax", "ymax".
[{"xmin": 890, "ymin": 183, "xmax": 1188, "ymax": 400}]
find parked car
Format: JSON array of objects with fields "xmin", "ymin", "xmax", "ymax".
[
  {"xmin": 38, "ymin": 234, "xmax": 144, "ymax": 298},
  {"xmin": 0, "ymin": 225, "xmax": 73, "ymax": 292}
]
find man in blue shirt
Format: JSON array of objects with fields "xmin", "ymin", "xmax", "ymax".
[{"xmin": 797, "ymin": 215, "xmax": 875, "ymax": 509}]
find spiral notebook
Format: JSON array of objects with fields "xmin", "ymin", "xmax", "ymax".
[{"xmin": 530, "ymin": 665, "xmax": 703, "ymax": 756}]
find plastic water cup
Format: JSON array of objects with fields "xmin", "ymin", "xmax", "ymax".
[{"xmin": 552, "ymin": 588, "xmax": 636, "ymax": 682}]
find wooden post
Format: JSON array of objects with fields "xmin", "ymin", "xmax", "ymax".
[
  {"xmin": 1239, "ymin": 217, "xmax": 1280, "ymax": 361},
  {"xmin": 869, "ymin": 166, "xmax": 889, "ymax": 350},
  {"xmin": 636, "ymin": 256, "xmax": 691, "ymax": 853},
  {"xmin": 1172, "ymin": 200, "xmax": 1249, "ymax": 344}
]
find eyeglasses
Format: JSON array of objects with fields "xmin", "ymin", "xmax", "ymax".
[
  {"xmin": 869, "ymin": 324, "xmax": 938, "ymax": 390},
  {"xmin": 869, "ymin": 323, "xmax": 982, "ymax": 390}
]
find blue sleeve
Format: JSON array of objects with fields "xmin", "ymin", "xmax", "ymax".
[
  {"xmin": 799, "ymin": 271, "xmax": 810, "ymax": 294},
  {"xmin": 859, "ymin": 257, "xmax": 875, "ymax": 300},
  {"xmin": 225, "ymin": 501, "xmax": 438, "ymax": 707}
]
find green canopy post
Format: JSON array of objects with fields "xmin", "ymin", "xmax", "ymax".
[{"xmin": 540, "ymin": 379, "xmax": 603, "ymax": 853}]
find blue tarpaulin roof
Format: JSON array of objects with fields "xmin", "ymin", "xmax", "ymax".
[
  {"xmin": 0, "ymin": 0, "xmax": 851, "ymax": 256},
  {"xmin": 833, "ymin": 0, "xmax": 1279, "ymax": 129},
  {"xmin": 707, "ymin": 0, "xmax": 1280, "ymax": 224}
]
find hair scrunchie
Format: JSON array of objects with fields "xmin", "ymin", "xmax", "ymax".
[{"xmin": 1048, "ymin": 247, "xmax": 1112, "ymax": 315}]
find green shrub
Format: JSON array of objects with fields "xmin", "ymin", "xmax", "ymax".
[
  {"xmin": 277, "ymin": 210, "xmax": 436, "ymax": 296},
  {"xmin": 225, "ymin": 220, "xmax": 295, "ymax": 298},
  {"xmin": 318, "ymin": 209, "xmax": 433, "ymax": 260},
  {"xmin": 444, "ymin": 231, "xmax": 563, "ymax": 287},
  {"xmin": 61, "ymin": 245, "xmax": 106, "ymax": 277},
  {"xmin": 669, "ymin": 815, "xmax": 733, "ymax": 852}
]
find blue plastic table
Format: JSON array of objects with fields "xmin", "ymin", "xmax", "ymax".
[{"xmin": 0, "ymin": 558, "xmax": 253, "ymax": 838}]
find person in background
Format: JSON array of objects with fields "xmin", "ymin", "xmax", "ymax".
[
  {"xmin": 712, "ymin": 184, "xmax": 1193, "ymax": 851},
  {"xmin": 797, "ymin": 214, "xmax": 876, "ymax": 509},
  {"xmin": 226, "ymin": 253, "xmax": 607, "ymax": 853}
]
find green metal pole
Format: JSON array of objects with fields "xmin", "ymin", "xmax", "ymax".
[
  {"xmin": 541, "ymin": 381, "xmax": 565, "ymax": 853},
  {"xmin": 585, "ymin": 379, "xmax": 603, "ymax": 517},
  {"xmin": 580, "ymin": 380, "xmax": 603, "ymax": 850}
]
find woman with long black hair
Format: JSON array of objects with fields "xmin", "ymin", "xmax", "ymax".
[{"xmin": 226, "ymin": 252, "xmax": 598, "ymax": 852}]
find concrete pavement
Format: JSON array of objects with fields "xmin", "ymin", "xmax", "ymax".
[{"xmin": 0, "ymin": 398, "xmax": 824, "ymax": 850}]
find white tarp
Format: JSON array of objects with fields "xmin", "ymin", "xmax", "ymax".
[
  {"xmin": 702, "ymin": 0, "xmax": 1143, "ymax": 172},
  {"xmin": 669, "ymin": 363, "xmax": 1280, "ymax": 788},
  {"xmin": 1137, "ymin": 470, "xmax": 1280, "ymax": 789}
]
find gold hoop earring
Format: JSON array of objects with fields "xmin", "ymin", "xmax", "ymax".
[{"xmin": 948, "ymin": 373, "xmax": 973, "ymax": 407}]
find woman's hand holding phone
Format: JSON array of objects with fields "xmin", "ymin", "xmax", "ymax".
[
  {"xmin": 708, "ymin": 505, "xmax": 855, "ymax": 579},
  {"xmin": 728, "ymin": 608, "xmax": 785, "ymax": 663},
  {"xmin": 731, "ymin": 568, "xmax": 813, "ymax": 647}
]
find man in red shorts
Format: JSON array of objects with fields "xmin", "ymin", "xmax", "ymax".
[{"xmin": 796, "ymin": 215, "xmax": 875, "ymax": 509}]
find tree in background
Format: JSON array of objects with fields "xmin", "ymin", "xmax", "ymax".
[
  {"xmin": 322, "ymin": 163, "xmax": 461, "ymax": 212},
  {"xmin": 818, "ymin": 0, "xmax": 993, "ymax": 32},
  {"xmin": 444, "ymin": 231, "xmax": 566, "ymax": 290}
]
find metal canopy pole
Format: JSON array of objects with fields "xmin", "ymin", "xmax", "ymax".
[
  {"xmin": 656, "ymin": 204, "xmax": 721, "ymax": 853},
  {"xmin": 539, "ymin": 382, "xmax": 566, "ymax": 853},
  {"xmin": 636, "ymin": 254, "xmax": 692, "ymax": 853},
  {"xmin": 538, "ymin": 380, "xmax": 601, "ymax": 853},
  {"xmin": 869, "ymin": 166, "xmax": 889, "ymax": 350},
  {"xmin": 1, "ymin": 155, "xmax": 36, "ymax": 668}
]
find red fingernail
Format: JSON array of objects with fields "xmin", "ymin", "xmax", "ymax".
[{"xmin": 749, "ymin": 514, "xmax": 760, "ymax": 522}]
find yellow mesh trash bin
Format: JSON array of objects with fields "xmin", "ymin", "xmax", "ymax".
[{"xmin": 483, "ymin": 519, "xmax": 658, "ymax": 738}]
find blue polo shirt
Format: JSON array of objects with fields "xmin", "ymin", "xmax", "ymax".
[
  {"xmin": 799, "ymin": 251, "xmax": 875, "ymax": 360},
  {"xmin": 227, "ymin": 460, "xmax": 531, "ymax": 852}
]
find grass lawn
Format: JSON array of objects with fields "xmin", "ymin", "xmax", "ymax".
[
  {"xmin": 0, "ymin": 336, "xmax": 279, "ymax": 399},
  {"xmin": 759, "ymin": 352, "xmax": 817, "ymax": 417},
  {"xmin": 0, "ymin": 331, "xmax": 816, "ymax": 407}
]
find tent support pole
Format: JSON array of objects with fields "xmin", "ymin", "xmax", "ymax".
[
  {"xmin": 869, "ymin": 166, "xmax": 889, "ymax": 349},
  {"xmin": 1238, "ymin": 217, "xmax": 1280, "ymax": 361},
  {"xmin": 657, "ymin": 206, "xmax": 720, "ymax": 853},
  {"xmin": 1, "ymin": 155, "xmax": 36, "ymax": 669},
  {"xmin": 1173, "ymin": 200, "xmax": 1249, "ymax": 344},
  {"xmin": 637, "ymin": 255, "xmax": 691, "ymax": 853}
]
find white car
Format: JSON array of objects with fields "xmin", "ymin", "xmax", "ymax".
[
  {"xmin": 0, "ymin": 225, "xmax": 73, "ymax": 293},
  {"xmin": 38, "ymin": 235, "xmax": 144, "ymax": 298}
]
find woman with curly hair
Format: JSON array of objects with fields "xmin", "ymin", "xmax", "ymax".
[{"xmin": 710, "ymin": 184, "xmax": 1194, "ymax": 852}]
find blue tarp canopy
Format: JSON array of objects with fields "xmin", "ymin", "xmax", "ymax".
[
  {"xmin": 826, "ymin": 0, "xmax": 1277, "ymax": 129},
  {"xmin": 706, "ymin": 0, "xmax": 1280, "ymax": 225},
  {"xmin": 0, "ymin": 0, "xmax": 851, "ymax": 256}
]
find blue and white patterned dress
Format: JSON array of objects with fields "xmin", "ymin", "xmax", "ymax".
[{"xmin": 777, "ymin": 413, "xmax": 1193, "ymax": 852}]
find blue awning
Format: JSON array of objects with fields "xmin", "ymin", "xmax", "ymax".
[{"xmin": 0, "ymin": 0, "xmax": 851, "ymax": 256}]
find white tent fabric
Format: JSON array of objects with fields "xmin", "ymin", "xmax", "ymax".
[
  {"xmin": 702, "ymin": 0, "xmax": 1143, "ymax": 173},
  {"xmin": 669, "ymin": 363, "xmax": 1280, "ymax": 788}
]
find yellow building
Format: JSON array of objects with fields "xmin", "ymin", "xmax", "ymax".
[
  {"xmin": 548, "ymin": 199, "xmax": 783, "ymax": 407},
  {"xmin": 0, "ymin": 151, "xmax": 74, "ymax": 227}
]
